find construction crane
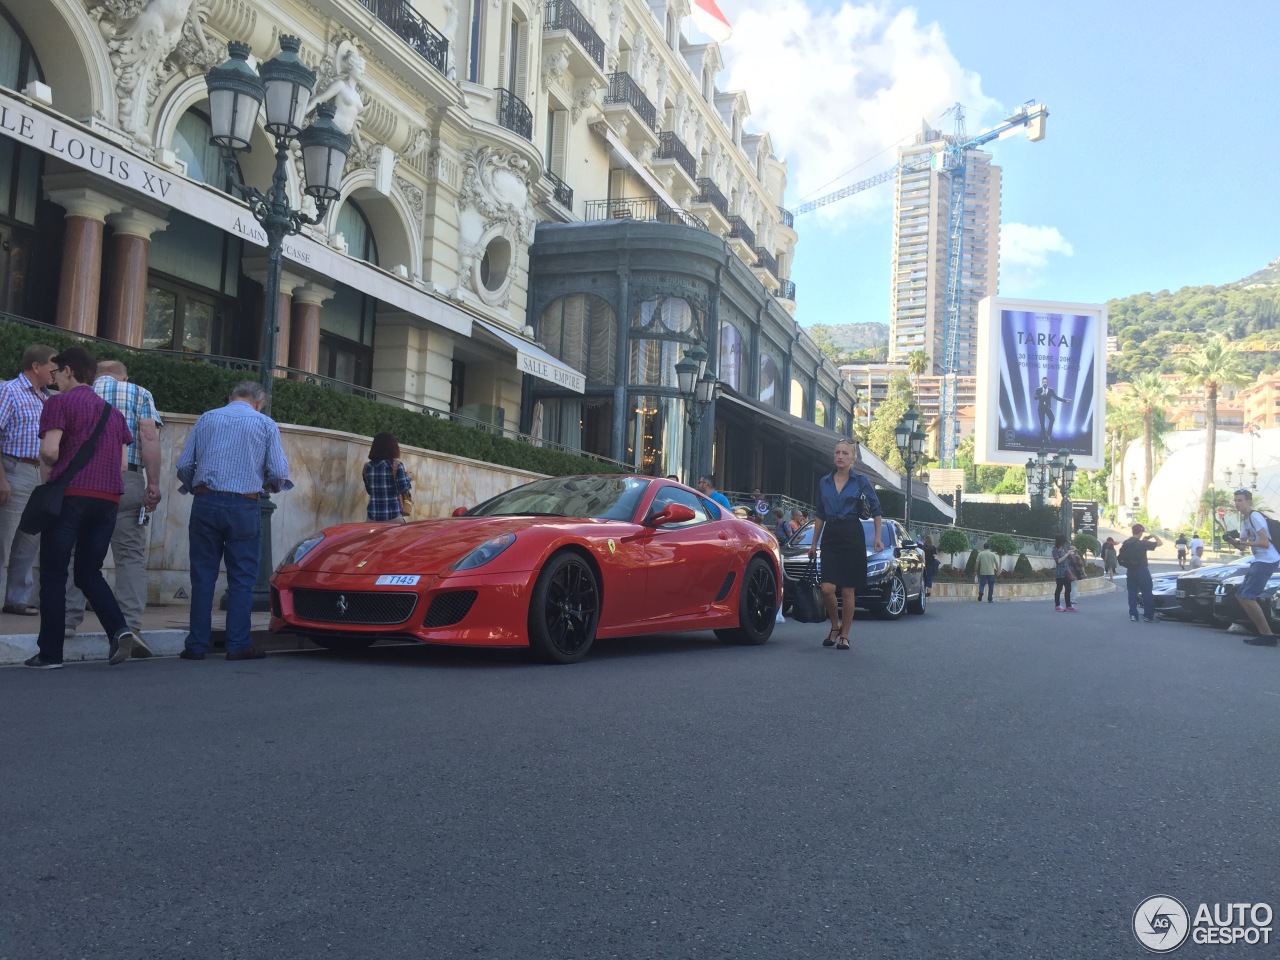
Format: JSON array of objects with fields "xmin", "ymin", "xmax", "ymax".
[{"xmin": 794, "ymin": 101, "xmax": 1049, "ymax": 466}]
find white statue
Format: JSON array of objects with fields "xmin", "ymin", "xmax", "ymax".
[
  {"xmin": 442, "ymin": 0, "xmax": 459, "ymax": 78},
  {"xmin": 308, "ymin": 42, "xmax": 367, "ymax": 150},
  {"xmin": 654, "ymin": 60, "xmax": 670, "ymax": 120},
  {"xmin": 99, "ymin": 0, "xmax": 214, "ymax": 144},
  {"xmin": 693, "ymin": 112, "xmax": 707, "ymax": 156},
  {"xmin": 632, "ymin": 31, "xmax": 649, "ymax": 85},
  {"xmin": 673, "ymin": 89, "xmax": 688, "ymax": 136},
  {"xmin": 607, "ymin": 0, "xmax": 624, "ymax": 68}
]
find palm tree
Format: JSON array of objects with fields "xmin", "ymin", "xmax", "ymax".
[
  {"xmin": 1106, "ymin": 388, "xmax": 1141, "ymax": 507},
  {"xmin": 907, "ymin": 349, "xmax": 929, "ymax": 395},
  {"xmin": 1181, "ymin": 336, "xmax": 1249, "ymax": 520},
  {"xmin": 1127, "ymin": 372, "xmax": 1176, "ymax": 501}
]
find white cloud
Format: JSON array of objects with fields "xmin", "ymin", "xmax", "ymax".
[
  {"xmin": 1000, "ymin": 223, "xmax": 1074, "ymax": 269},
  {"xmin": 714, "ymin": 1, "xmax": 999, "ymax": 222}
]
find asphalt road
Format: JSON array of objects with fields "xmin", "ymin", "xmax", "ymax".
[{"xmin": 2, "ymin": 562, "xmax": 1277, "ymax": 960}]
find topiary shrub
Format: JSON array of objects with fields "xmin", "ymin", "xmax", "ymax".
[
  {"xmin": 1073, "ymin": 532, "xmax": 1101, "ymax": 557},
  {"xmin": 963, "ymin": 548, "xmax": 979, "ymax": 577},
  {"xmin": 938, "ymin": 529, "xmax": 970, "ymax": 566},
  {"xmin": 987, "ymin": 533, "xmax": 1018, "ymax": 558},
  {"xmin": 1014, "ymin": 552, "xmax": 1034, "ymax": 576}
]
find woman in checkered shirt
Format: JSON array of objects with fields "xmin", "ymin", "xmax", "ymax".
[{"xmin": 362, "ymin": 432, "xmax": 413, "ymax": 522}]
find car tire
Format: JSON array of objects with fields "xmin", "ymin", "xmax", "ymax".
[
  {"xmin": 716, "ymin": 556, "xmax": 779, "ymax": 645},
  {"xmin": 309, "ymin": 635, "xmax": 378, "ymax": 652},
  {"xmin": 873, "ymin": 575, "xmax": 907, "ymax": 620},
  {"xmin": 527, "ymin": 551, "xmax": 600, "ymax": 664},
  {"xmin": 907, "ymin": 586, "xmax": 926, "ymax": 615}
]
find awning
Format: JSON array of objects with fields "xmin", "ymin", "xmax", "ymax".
[
  {"xmin": 473, "ymin": 319, "xmax": 585, "ymax": 393},
  {"xmin": 0, "ymin": 88, "xmax": 471, "ymax": 337},
  {"xmin": 716, "ymin": 387, "xmax": 955, "ymax": 520}
]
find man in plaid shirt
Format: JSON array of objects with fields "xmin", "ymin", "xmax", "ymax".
[
  {"xmin": 0, "ymin": 344, "xmax": 57, "ymax": 616},
  {"xmin": 65, "ymin": 360, "xmax": 163, "ymax": 651}
]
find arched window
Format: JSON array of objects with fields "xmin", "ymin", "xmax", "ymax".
[
  {"xmin": 759, "ymin": 353, "xmax": 779, "ymax": 405},
  {"xmin": 0, "ymin": 7, "xmax": 42, "ymax": 92},
  {"xmin": 0, "ymin": 8, "xmax": 42, "ymax": 226},
  {"xmin": 335, "ymin": 198, "xmax": 380, "ymax": 265},
  {"xmin": 172, "ymin": 109, "xmax": 241, "ymax": 194},
  {"xmin": 538, "ymin": 293, "xmax": 617, "ymax": 384},
  {"xmin": 836, "ymin": 415, "xmax": 847, "ymax": 436},
  {"xmin": 631, "ymin": 296, "xmax": 699, "ymax": 335},
  {"xmin": 321, "ymin": 198, "xmax": 378, "ymax": 385},
  {"xmin": 790, "ymin": 379, "xmax": 806, "ymax": 418},
  {"xmin": 815, "ymin": 399, "xmax": 827, "ymax": 427},
  {"xmin": 719, "ymin": 323, "xmax": 744, "ymax": 392}
]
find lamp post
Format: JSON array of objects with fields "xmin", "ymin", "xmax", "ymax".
[
  {"xmin": 1048, "ymin": 447, "xmax": 1077, "ymax": 538},
  {"xmin": 206, "ymin": 38, "xmax": 352, "ymax": 609},
  {"xmin": 675, "ymin": 345, "xmax": 714, "ymax": 482},
  {"xmin": 1024, "ymin": 449, "xmax": 1051, "ymax": 508},
  {"xmin": 894, "ymin": 404, "xmax": 925, "ymax": 526}
]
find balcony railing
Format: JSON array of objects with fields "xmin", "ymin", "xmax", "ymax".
[
  {"xmin": 754, "ymin": 247, "xmax": 778, "ymax": 277},
  {"xmin": 779, "ymin": 206, "xmax": 794, "ymax": 229},
  {"xmin": 694, "ymin": 178, "xmax": 729, "ymax": 218},
  {"xmin": 604, "ymin": 72, "xmax": 658, "ymax": 131},
  {"xmin": 545, "ymin": 170, "xmax": 574, "ymax": 209},
  {"xmin": 544, "ymin": 0, "xmax": 605, "ymax": 68},
  {"xmin": 356, "ymin": 0, "xmax": 449, "ymax": 75},
  {"xmin": 727, "ymin": 216, "xmax": 755, "ymax": 249},
  {"xmin": 656, "ymin": 131, "xmax": 697, "ymax": 180},
  {"xmin": 775, "ymin": 279, "xmax": 796, "ymax": 301},
  {"xmin": 584, "ymin": 196, "xmax": 707, "ymax": 231},
  {"xmin": 497, "ymin": 87, "xmax": 533, "ymax": 140}
]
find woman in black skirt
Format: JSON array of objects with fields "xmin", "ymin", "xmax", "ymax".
[{"xmin": 807, "ymin": 438, "xmax": 883, "ymax": 650}]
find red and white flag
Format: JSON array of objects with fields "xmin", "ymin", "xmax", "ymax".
[{"xmin": 690, "ymin": 0, "xmax": 733, "ymax": 43}]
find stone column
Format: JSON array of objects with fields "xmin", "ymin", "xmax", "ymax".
[
  {"xmin": 288, "ymin": 281, "xmax": 335, "ymax": 376},
  {"xmin": 46, "ymin": 186, "xmax": 119, "ymax": 335},
  {"xmin": 244, "ymin": 261, "xmax": 308, "ymax": 374},
  {"xmin": 104, "ymin": 207, "xmax": 169, "ymax": 347}
]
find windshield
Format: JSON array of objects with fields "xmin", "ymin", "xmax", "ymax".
[{"xmin": 466, "ymin": 476, "xmax": 651, "ymax": 521}]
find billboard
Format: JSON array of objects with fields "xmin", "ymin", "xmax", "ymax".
[{"xmin": 975, "ymin": 297, "xmax": 1107, "ymax": 469}]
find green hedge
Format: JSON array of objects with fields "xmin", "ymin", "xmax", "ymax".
[
  {"xmin": 0, "ymin": 322, "xmax": 611, "ymax": 477},
  {"xmin": 956, "ymin": 501, "xmax": 1060, "ymax": 539}
]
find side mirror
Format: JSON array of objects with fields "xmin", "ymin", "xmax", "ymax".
[
  {"xmin": 451, "ymin": 506, "xmax": 468, "ymax": 517},
  {"xmin": 647, "ymin": 503, "xmax": 696, "ymax": 527},
  {"xmin": 899, "ymin": 539, "xmax": 918, "ymax": 549}
]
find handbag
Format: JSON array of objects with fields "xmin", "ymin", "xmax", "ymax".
[
  {"xmin": 396, "ymin": 460, "xmax": 413, "ymax": 518},
  {"xmin": 18, "ymin": 401, "xmax": 114, "ymax": 535},
  {"xmin": 790, "ymin": 559, "xmax": 828, "ymax": 623}
]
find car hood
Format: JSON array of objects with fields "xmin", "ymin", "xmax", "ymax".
[{"xmin": 290, "ymin": 516, "xmax": 601, "ymax": 576}]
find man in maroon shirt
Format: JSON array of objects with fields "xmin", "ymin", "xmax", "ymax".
[{"xmin": 25, "ymin": 347, "xmax": 141, "ymax": 669}]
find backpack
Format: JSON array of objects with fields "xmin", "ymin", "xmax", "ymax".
[
  {"xmin": 1116, "ymin": 538, "xmax": 1140, "ymax": 568},
  {"xmin": 1248, "ymin": 512, "xmax": 1280, "ymax": 551}
]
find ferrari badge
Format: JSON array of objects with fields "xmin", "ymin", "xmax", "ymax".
[{"xmin": 607, "ymin": 539, "xmax": 616, "ymax": 555}]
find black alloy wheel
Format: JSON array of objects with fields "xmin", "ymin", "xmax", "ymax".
[
  {"xmin": 716, "ymin": 556, "xmax": 779, "ymax": 645},
  {"xmin": 528, "ymin": 552, "xmax": 601, "ymax": 664}
]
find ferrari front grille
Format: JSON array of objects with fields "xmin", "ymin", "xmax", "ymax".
[
  {"xmin": 423, "ymin": 591, "xmax": 478, "ymax": 627},
  {"xmin": 292, "ymin": 589, "xmax": 417, "ymax": 625}
]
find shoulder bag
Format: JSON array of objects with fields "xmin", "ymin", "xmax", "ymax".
[
  {"xmin": 19, "ymin": 402, "xmax": 114, "ymax": 535},
  {"xmin": 395, "ymin": 460, "xmax": 413, "ymax": 518},
  {"xmin": 790, "ymin": 560, "xmax": 828, "ymax": 623}
]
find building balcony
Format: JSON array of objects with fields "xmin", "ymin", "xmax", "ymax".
[
  {"xmin": 779, "ymin": 206, "xmax": 794, "ymax": 229},
  {"xmin": 726, "ymin": 215, "xmax": 755, "ymax": 265},
  {"xmin": 584, "ymin": 196, "xmax": 707, "ymax": 231},
  {"xmin": 355, "ymin": 0, "xmax": 448, "ymax": 76},
  {"xmin": 691, "ymin": 178, "xmax": 730, "ymax": 234},
  {"xmin": 542, "ymin": 0, "xmax": 607, "ymax": 90},
  {"xmin": 752, "ymin": 247, "xmax": 779, "ymax": 291},
  {"xmin": 602, "ymin": 72, "xmax": 660, "ymax": 152},
  {"xmin": 545, "ymin": 170, "xmax": 574, "ymax": 211},
  {"xmin": 776, "ymin": 279, "xmax": 796, "ymax": 301},
  {"xmin": 651, "ymin": 130, "xmax": 698, "ymax": 203},
  {"xmin": 497, "ymin": 88, "xmax": 533, "ymax": 141}
]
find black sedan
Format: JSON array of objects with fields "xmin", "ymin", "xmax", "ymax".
[
  {"xmin": 780, "ymin": 518, "xmax": 926, "ymax": 620},
  {"xmin": 1212, "ymin": 568, "xmax": 1280, "ymax": 631},
  {"xmin": 1162, "ymin": 557, "xmax": 1253, "ymax": 622}
]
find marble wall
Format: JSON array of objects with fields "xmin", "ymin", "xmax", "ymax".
[{"xmin": 144, "ymin": 415, "xmax": 544, "ymax": 606}]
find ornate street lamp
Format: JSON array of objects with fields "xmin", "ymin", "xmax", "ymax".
[
  {"xmin": 206, "ymin": 37, "xmax": 352, "ymax": 609},
  {"xmin": 1025, "ymin": 449, "xmax": 1051, "ymax": 509},
  {"xmin": 1049, "ymin": 447, "xmax": 1076, "ymax": 537},
  {"xmin": 895, "ymin": 404, "xmax": 925, "ymax": 526},
  {"xmin": 675, "ymin": 348, "xmax": 716, "ymax": 481}
]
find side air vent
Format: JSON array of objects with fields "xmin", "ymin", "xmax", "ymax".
[
  {"xmin": 714, "ymin": 572, "xmax": 736, "ymax": 603},
  {"xmin": 424, "ymin": 591, "xmax": 478, "ymax": 627}
]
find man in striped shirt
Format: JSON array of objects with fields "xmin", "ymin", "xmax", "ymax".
[
  {"xmin": 0, "ymin": 344, "xmax": 57, "ymax": 616},
  {"xmin": 65, "ymin": 360, "xmax": 163, "ymax": 651},
  {"xmin": 175, "ymin": 381, "xmax": 292, "ymax": 661}
]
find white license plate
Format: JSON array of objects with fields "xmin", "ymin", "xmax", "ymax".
[{"xmin": 375, "ymin": 574, "xmax": 420, "ymax": 586}]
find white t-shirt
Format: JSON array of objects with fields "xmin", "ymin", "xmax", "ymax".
[
  {"xmin": 1189, "ymin": 536, "xmax": 1204, "ymax": 556},
  {"xmin": 1241, "ymin": 512, "xmax": 1280, "ymax": 564}
]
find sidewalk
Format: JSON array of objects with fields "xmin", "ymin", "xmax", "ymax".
[{"xmin": 0, "ymin": 604, "xmax": 287, "ymax": 666}]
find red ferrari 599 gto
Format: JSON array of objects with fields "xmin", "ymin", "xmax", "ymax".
[{"xmin": 269, "ymin": 475, "xmax": 782, "ymax": 663}]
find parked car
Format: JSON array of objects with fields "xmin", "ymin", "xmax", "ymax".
[
  {"xmin": 269, "ymin": 475, "xmax": 782, "ymax": 664},
  {"xmin": 1163, "ymin": 557, "xmax": 1253, "ymax": 622},
  {"xmin": 1212, "ymin": 569, "xmax": 1280, "ymax": 631},
  {"xmin": 780, "ymin": 518, "xmax": 926, "ymax": 619}
]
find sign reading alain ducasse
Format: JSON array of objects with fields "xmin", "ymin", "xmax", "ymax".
[{"xmin": 975, "ymin": 297, "xmax": 1107, "ymax": 469}]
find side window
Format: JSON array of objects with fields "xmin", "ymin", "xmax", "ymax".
[{"xmin": 648, "ymin": 487, "xmax": 712, "ymax": 526}]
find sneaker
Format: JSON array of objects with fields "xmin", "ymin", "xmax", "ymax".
[
  {"xmin": 130, "ymin": 633, "xmax": 155, "ymax": 659},
  {"xmin": 1065, "ymin": 606, "xmax": 1078, "ymax": 612},
  {"xmin": 1243, "ymin": 635, "xmax": 1278, "ymax": 646},
  {"xmin": 1130, "ymin": 615, "xmax": 1139, "ymax": 622},
  {"xmin": 179, "ymin": 649, "xmax": 207, "ymax": 661},
  {"xmin": 226, "ymin": 648, "xmax": 267, "ymax": 661},
  {"xmin": 1143, "ymin": 617, "xmax": 1155, "ymax": 623},
  {"xmin": 24, "ymin": 654, "xmax": 63, "ymax": 669},
  {"xmin": 1055, "ymin": 606, "xmax": 1065, "ymax": 612},
  {"xmin": 108, "ymin": 630, "xmax": 137, "ymax": 666}
]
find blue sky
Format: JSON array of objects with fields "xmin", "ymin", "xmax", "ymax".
[{"xmin": 709, "ymin": 0, "xmax": 1280, "ymax": 330}]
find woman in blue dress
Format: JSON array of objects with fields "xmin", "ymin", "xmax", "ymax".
[{"xmin": 808, "ymin": 438, "xmax": 883, "ymax": 650}]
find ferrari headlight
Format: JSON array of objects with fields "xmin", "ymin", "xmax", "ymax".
[
  {"xmin": 280, "ymin": 534, "xmax": 324, "ymax": 569},
  {"xmin": 452, "ymin": 532, "xmax": 516, "ymax": 571},
  {"xmin": 867, "ymin": 559, "xmax": 890, "ymax": 578}
]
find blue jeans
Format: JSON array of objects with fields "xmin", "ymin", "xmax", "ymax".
[
  {"xmin": 977, "ymin": 574, "xmax": 995, "ymax": 600},
  {"xmin": 1127, "ymin": 566, "xmax": 1154, "ymax": 620},
  {"xmin": 38, "ymin": 496, "xmax": 126, "ymax": 664},
  {"xmin": 187, "ymin": 493, "xmax": 260, "ymax": 654}
]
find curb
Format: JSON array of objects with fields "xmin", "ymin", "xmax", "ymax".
[{"xmin": 0, "ymin": 629, "xmax": 189, "ymax": 665}]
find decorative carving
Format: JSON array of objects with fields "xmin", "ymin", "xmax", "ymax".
[
  {"xmin": 308, "ymin": 39, "xmax": 368, "ymax": 151},
  {"xmin": 654, "ymin": 60, "xmax": 669, "ymax": 124},
  {"xmin": 632, "ymin": 31, "xmax": 649, "ymax": 85},
  {"xmin": 456, "ymin": 145, "xmax": 536, "ymax": 306},
  {"xmin": 571, "ymin": 82, "xmax": 599, "ymax": 124},
  {"xmin": 442, "ymin": 0, "xmax": 458, "ymax": 79},
  {"xmin": 607, "ymin": 0, "xmax": 623, "ymax": 70},
  {"xmin": 87, "ymin": 0, "xmax": 222, "ymax": 145},
  {"xmin": 426, "ymin": 147, "xmax": 460, "ymax": 188},
  {"xmin": 402, "ymin": 128, "xmax": 431, "ymax": 160},
  {"xmin": 541, "ymin": 46, "xmax": 570, "ymax": 91},
  {"xmin": 673, "ymin": 89, "xmax": 688, "ymax": 137},
  {"xmin": 394, "ymin": 175, "xmax": 426, "ymax": 224}
]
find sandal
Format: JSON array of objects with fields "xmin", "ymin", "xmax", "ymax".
[
  {"xmin": 836, "ymin": 637, "xmax": 850, "ymax": 651},
  {"xmin": 822, "ymin": 629, "xmax": 838, "ymax": 647}
]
